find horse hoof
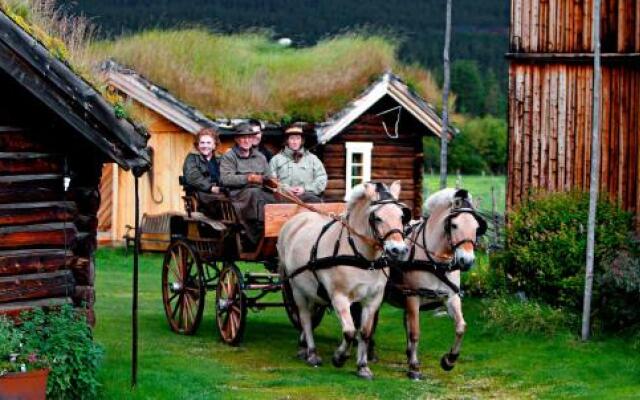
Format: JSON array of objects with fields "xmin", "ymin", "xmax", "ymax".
[
  {"xmin": 306, "ymin": 354, "xmax": 322, "ymax": 367},
  {"xmin": 407, "ymin": 370, "xmax": 423, "ymax": 381},
  {"xmin": 440, "ymin": 354, "xmax": 455, "ymax": 371},
  {"xmin": 357, "ymin": 366, "xmax": 373, "ymax": 380},
  {"xmin": 332, "ymin": 353, "xmax": 348, "ymax": 368},
  {"xmin": 368, "ymin": 352, "xmax": 379, "ymax": 363}
]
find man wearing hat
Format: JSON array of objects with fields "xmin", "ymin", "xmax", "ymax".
[
  {"xmin": 220, "ymin": 122, "xmax": 276, "ymax": 248},
  {"xmin": 269, "ymin": 123, "xmax": 327, "ymax": 203}
]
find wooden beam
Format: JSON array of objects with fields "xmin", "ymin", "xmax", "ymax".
[
  {"xmin": 0, "ymin": 270, "xmax": 75, "ymax": 303},
  {"xmin": 0, "ymin": 249, "xmax": 76, "ymax": 276},
  {"xmin": 0, "ymin": 297, "xmax": 73, "ymax": 319}
]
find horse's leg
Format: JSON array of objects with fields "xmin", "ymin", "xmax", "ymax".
[
  {"xmin": 405, "ymin": 295, "xmax": 422, "ymax": 380},
  {"xmin": 367, "ymin": 310, "xmax": 380, "ymax": 363},
  {"xmin": 354, "ymin": 294, "xmax": 384, "ymax": 380},
  {"xmin": 441, "ymin": 294, "xmax": 466, "ymax": 371},
  {"xmin": 297, "ymin": 331, "xmax": 307, "ymax": 359},
  {"xmin": 330, "ymin": 294, "xmax": 356, "ymax": 368},
  {"xmin": 293, "ymin": 290, "xmax": 321, "ymax": 367}
]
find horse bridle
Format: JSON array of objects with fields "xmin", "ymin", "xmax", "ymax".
[
  {"xmin": 368, "ymin": 199, "xmax": 412, "ymax": 245},
  {"xmin": 414, "ymin": 199, "xmax": 488, "ymax": 270}
]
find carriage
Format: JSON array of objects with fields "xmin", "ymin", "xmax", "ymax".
[{"xmin": 161, "ymin": 178, "xmax": 344, "ymax": 344}]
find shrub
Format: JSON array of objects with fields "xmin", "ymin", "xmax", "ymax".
[
  {"xmin": 462, "ymin": 251, "xmax": 507, "ymax": 297},
  {"xmin": 482, "ymin": 296, "xmax": 570, "ymax": 336},
  {"xmin": 19, "ymin": 306, "xmax": 103, "ymax": 400},
  {"xmin": 501, "ymin": 191, "xmax": 639, "ymax": 331}
]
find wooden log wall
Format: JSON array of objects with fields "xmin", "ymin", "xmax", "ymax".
[
  {"xmin": 320, "ymin": 114, "xmax": 424, "ymax": 215},
  {"xmin": 510, "ymin": 0, "xmax": 640, "ymax": 53},
  {"xmin": 508, "ymin": 0, "xmax": 640, "ymax": 224},
  {"xmin": 0, "ymin": 126, "xmax": 100, "ymax": 324}
]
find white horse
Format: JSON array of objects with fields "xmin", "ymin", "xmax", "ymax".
[
  {"xmin": 384, "ymin": 188, "xmax": 487, "ymax": 379},
  {"xmin": 277, "ymin": 181, "xmax": 410, "ymax": 379}
]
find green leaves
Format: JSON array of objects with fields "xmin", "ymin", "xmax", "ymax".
[
  {"xmin": 500, "ymin": 191, "xmax": 639, "ymax": 332},
  {"xmin": 16, "ymin": 306, "xmax": 104, "ymax": 400}
]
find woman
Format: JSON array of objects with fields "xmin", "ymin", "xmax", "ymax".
[
  {"xmin": 269, "ymin": 123, "xmax": 327, "ymax": 203},
  {"xmin": 183, "ymin": 127, "xmax": 223, "ymax": 216}
]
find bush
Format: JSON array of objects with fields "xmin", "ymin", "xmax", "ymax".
[
  {"xmin": 461, "ymin": 251, "xmax": 507, "ymax": 297},
  {"xmin": 500, "ymin": 191, "xmax": 640, "ymax": 331},
  {"xmin": 482, "ymin": 296, "xmax": 570, "ymax": 336},
  {"xmin": 19, "ymin": 306, "xmax": 103, "ymax": 400}
]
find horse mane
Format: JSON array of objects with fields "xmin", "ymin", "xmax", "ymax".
[
  {"xmin": 425, "ymin": 188, "xmax": 473, "ymax": 213},
  {"xmin": 346, "ymin": 182, "xmax": 392, "ymax": 213}
]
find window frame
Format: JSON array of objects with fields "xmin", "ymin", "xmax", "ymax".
[{"xmin": 344, "ymin": 141, "xmax": 373, "ymax": 200}]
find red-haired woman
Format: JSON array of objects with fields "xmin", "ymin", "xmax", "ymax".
[{"xmin": 183, "ymin": 127, "xmax": 223, "ymax": 215}]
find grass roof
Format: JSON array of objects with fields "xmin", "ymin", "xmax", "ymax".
[{"xmin": 90, "ymin": 29, "xmax": 448, "ymax": 123}]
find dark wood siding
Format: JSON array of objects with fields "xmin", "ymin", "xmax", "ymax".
[
  {"xmin": 320, "ymin": 114, "xmax": 424, "ymax": 215},
  {"xmin": 0, "ymin": 74, "xmax": 103, "ymax": 324}
]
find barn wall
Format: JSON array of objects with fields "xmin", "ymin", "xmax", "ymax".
[
  {"xmin": 508, "ymin": 0, "xmax": 640, "ymax": 221},
  {"xmin": 321, "ymin": 114, "xmax": 424, "ymax": 215},
  {"xmin": 508, "ymin": 63, "xmax": 640, "ymax": 213},
  {"xmin": 510, "ymin": 0, "xmax": 640, "ymax": 53}
]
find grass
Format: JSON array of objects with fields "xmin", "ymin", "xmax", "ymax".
[
  {"xmin": 94, "ymin": 248, "xmax": 640, "ymax": 399},
  {"xmin": 89, "ymin": 29, "xmax": 446, "ymax": 122},
  {"xmin": 424, "ymin": 174, "xmax": 506, "ymax": 214}
]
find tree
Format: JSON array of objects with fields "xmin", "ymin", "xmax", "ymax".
[{"xmin": 451, "ymin": 60, "xmax": 484, "ymax": 116}]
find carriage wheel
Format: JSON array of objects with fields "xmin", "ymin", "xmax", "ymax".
[
  {"xmin": 162, "ymin": 240, "xmax": 206, "ymax": 335},
  {"xmin": 216, "ymin": 263, "xmax": 247, "ymax": 345},
  {"xmin": 282, "ymin": 280, "xmax": 326, "ymax": 331}
]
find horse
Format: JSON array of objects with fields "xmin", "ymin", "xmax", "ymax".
[
  {"xmin": 384, "ymin": 188, "xmax": 487, "ymax": 380},
  {"xmin": 277, "ymin": 181, "xmax": 411, "ymax": 379}
]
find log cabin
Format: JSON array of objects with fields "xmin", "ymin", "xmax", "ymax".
[
  {"xmin": 507, "ymin": 0, "xmax": 640, "ymax": 222},
  {"xmin": 316, "ymin": 73, "xmax": 455, "ymax": 216},
  {"xmin": 0, "ymin": 11, "xmax": 150, "ymax": 323}
]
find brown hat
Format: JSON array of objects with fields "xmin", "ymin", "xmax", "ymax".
[
  {"xmin": 284, "ymin": 122, "xmax": 307, "ymax": 136},
  {"xmin": 233, "ymin": 122, "xmax": 260, "ymax": 136}
]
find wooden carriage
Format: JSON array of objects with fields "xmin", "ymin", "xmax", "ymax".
[{"xmin": 161, "ymin": 179, "xmax": 344, "ymax": 344}]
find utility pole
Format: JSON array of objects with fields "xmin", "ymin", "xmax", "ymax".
[
  {"xmin": 582, "ymin": 0, "xmax": 601, "ymax": 341},
  {"xmin": 439, "ymin": 0, "xmax": 452, "ymax": 189}
]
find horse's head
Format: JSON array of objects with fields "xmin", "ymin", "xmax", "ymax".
[
  {"xmin": 360, "ymin": 181, "xmax": 411, "ymax": 261},
  {"xmin": 426, "ymin": 188, "xmax": 487, "ymax": 270}
]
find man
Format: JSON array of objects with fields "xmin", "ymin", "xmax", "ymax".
[
  {"xmin": 220, "ymin": 122, "xmax": 277, "ymax": 248},
  {"xmin": 250, "ymin": 120, "xmax": 273, "ymax": 162},
  {"xmin": 182, "ymin": 127, "xmax": 223, "ymax": 217},
  {"xmin": 269, "ymin": 123, "xmax": 327, "ymax": 203}
]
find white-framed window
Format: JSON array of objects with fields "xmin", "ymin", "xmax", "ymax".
[{"xmin": 345, "ymin": 142, "xmax": 373, "ymax": 200}]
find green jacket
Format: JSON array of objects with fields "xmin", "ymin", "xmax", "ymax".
[
  {"xmin": 220, "ymin": 146, "xmax": 270, "ymax": 189},
  {"xmin": 269, "ymin": 147, "xmax": 327, "ymax": 195},
  {"xmin": 182, "ymin": 152, "xmax": 220, "ymax": 192}
]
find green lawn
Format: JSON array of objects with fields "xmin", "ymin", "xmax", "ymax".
[
  {"xmin": 424, "ymin": 175, "xmax": 506, "ymax": 214},
  {"xmin": 94, "ymin": 248, "xmax": 640, "ymax": 399}
]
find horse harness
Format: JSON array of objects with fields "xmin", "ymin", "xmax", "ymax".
[
  {"xmin": 285, "ymin": 198, "xmax": 411, "ymax": 301},
  {"xmin": 394, "ymin": 198, "xmax": 488, "ymax": 297}
]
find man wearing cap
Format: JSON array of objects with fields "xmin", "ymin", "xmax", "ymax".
[
  {"xmin": 269, "ymin": 123, "xmax": 327, "ymax": 203},
  {"xmin": 249, "ymin": 120, "xmax": 274, "ymax": 162},
  {"xmin": 220, "ymin": 122, "xmax": 276, "ymax": 248}
]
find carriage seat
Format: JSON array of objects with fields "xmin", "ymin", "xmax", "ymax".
[{"xmin": 178, "ymin": 176, "xmax": 237, "ymax": 224}]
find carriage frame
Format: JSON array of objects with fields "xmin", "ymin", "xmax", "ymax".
[{"xmin": 161, "ymin": 183, "xmax": 329, "ymax": 344}]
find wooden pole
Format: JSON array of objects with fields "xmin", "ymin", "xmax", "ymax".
[
  {"xmin": 131, "ymin": 175, "xmax": 140, "ymax": 387},
  {"xmin": 440, "ymin": 0, "xmax": 452, "ymax": 189},
  {"xmin": 582, "ymin": 0, "xmax": 601, "ymax": 341}
]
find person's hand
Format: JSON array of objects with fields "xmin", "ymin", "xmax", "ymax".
[
  {"xmin": 247, "ymin": 174, "xmax": 263, "ymax": 184},
  {"xmin": 291, "ymin": 186, "xmax": 305, "ymax": 196},
  {"xmin": 210, "ymin": 186, "xmax": 220, "ymax": 194}
]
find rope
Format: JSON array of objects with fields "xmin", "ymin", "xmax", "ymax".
[{"xmin": 265, "ymin": 181, "xmax": 382, "ymax": 249}]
